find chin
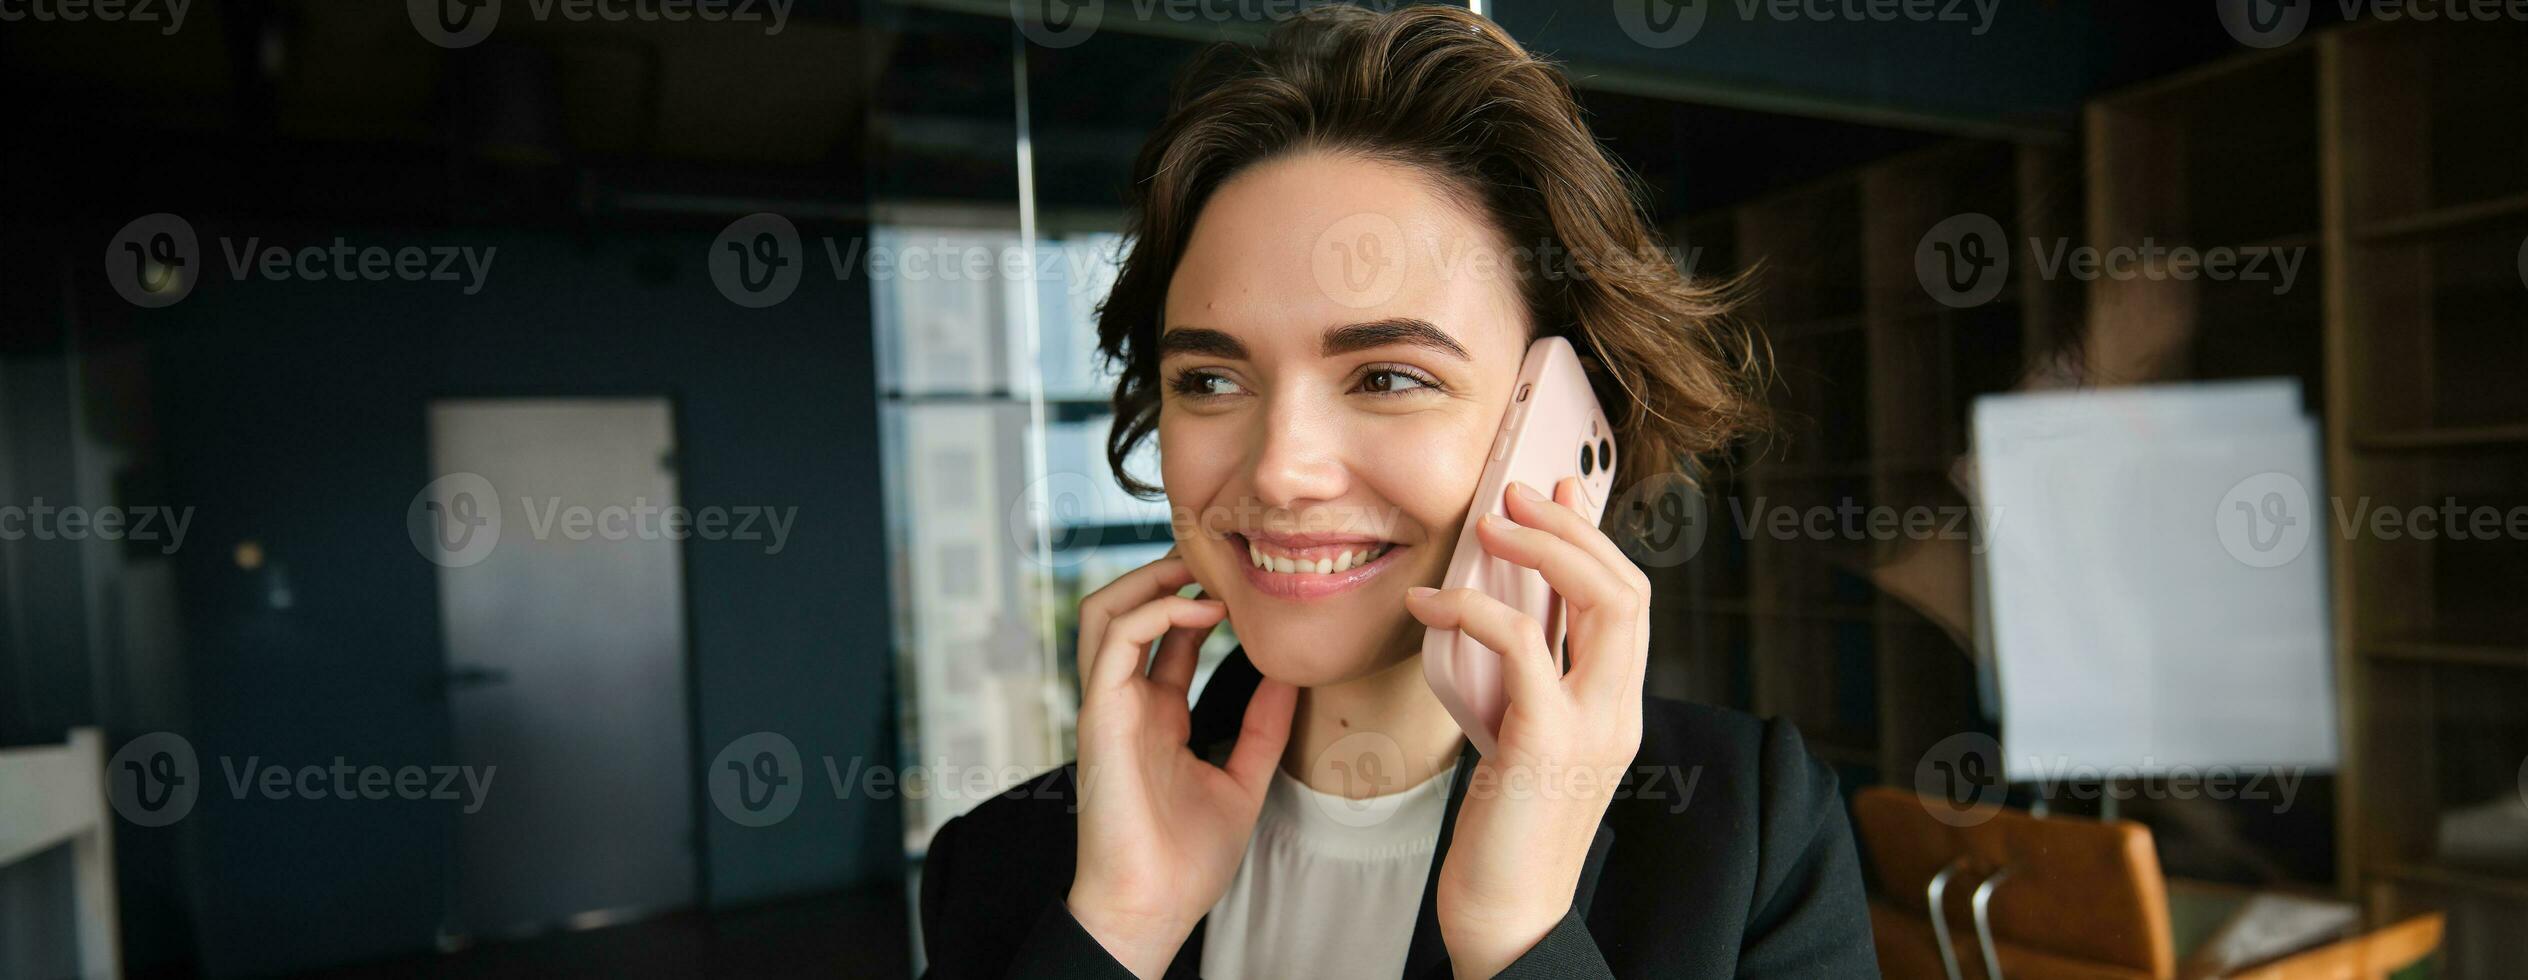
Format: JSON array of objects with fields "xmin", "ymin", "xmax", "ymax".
[{"xmin": 1231, "ymin": 612, "xmax": 1416, "ymax": 688}]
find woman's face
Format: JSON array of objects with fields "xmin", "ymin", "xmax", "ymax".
[{"xmin": 1158, "ymin": 150, "xmax": 1532, "ymax": 688}]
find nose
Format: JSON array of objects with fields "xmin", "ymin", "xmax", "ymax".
[{"xmin": 1247, "ymin": 394, "xmax": 1350, "ymax": 511}]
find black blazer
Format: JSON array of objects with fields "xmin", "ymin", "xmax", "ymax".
[{"xmin": 919, "ymin": 649, "xmax": 1879, "ymax": 978}]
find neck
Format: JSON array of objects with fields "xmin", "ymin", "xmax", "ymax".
[{"xmin": 1280, "ymin": 653, "xmax": 1467, "ymax": 800}]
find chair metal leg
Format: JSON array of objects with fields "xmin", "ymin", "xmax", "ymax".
[
  {"xmin": 1926, "ymin": 859, "xmax": 1970, "ymax": 980},
  {"xmin": 1971, "ymin": 865, "xmax": 2016, "ymax": 980}
]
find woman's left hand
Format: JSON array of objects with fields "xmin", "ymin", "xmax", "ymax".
[{"xmin": 1405, "ymin": 476, "xmax": 1649, "ymax": 980}]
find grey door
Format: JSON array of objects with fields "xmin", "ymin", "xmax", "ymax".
[{"xmin": 422, "ymin": 398, "xmax": 696, "ymax": 939}]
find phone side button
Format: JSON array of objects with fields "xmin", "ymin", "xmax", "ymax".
[{"xmin": 1489, "ymin": 409, "xmax": 1524, "ymax": 461}]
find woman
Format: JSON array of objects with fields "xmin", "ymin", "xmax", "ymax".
[{"xmin": 921, "ymin": 6, "xmax": 1877, "ymax": 978}]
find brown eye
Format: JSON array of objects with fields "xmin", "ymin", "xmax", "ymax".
[
  {"xmin": 1169, "ymin": 370, "xmax": 1245, "ymax": 398},
  {"xmin": 1356, "ymin": 367, "xmax": 1439, "ymax": 395}
]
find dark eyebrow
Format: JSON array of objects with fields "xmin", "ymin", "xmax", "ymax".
[
  {"xmin": 1321, "ymin": 318, "xmax": 1471, "ymax": 361},
  {"xmin": 1156, "ymin": 327, "xmax": 1248, "ymax": 360}
]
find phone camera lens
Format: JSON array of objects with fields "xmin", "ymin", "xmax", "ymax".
[
  {"xmin": 1580, "ymin": 444, "xmax": 1595, "ymax": 475},
  {"xmin": 1597, "ymin": 439, "xmax": 1612, "ymax": 472}
]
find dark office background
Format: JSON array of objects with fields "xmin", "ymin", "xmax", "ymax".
[{"xmin": 6, "ymin": 1, "xmax": 2508, "ymax": 978}]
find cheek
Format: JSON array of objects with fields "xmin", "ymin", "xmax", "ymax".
[
  {"xmin": 1155, "ymin": 413, "xmax": 1237, "ymax": 501},
  {"xmin": 1366, "ymin": 411, "xmax": 1499, "ymax": 542}
]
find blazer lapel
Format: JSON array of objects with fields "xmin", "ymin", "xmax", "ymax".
[{"xmin": 1178, "ymin": 649, "xmax": 1621, "ymax": 980}]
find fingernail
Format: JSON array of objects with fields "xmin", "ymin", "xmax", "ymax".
[
  {"xmin": 1481, "ymin": 513, "xmax": 1510, "ymax": 529},
  {"xmin": 1511, "ymin": 482, "xmax": 1545, "ymax": 502},
  {"xmin": 1407, "ymin": 586, "xmax": 1438, "ymax": 599}
]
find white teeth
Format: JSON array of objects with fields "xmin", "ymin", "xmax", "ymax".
[{"xmin": 1247, "ymin": 540, "xmax": 1392, "ymax": 574}]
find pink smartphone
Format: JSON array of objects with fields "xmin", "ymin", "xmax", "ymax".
[{"xmin": 1422, "ymin": 336, "xmax": 1617, "ymax": 759}]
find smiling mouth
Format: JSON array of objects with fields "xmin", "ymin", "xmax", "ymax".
[
  {"xmin": 1230, "ymin": 532, "xmax": 1406, "ymax": 599},
  {"xmin": 1243, "ymin": 538, "xmax": 1394, "ymax": 574}
]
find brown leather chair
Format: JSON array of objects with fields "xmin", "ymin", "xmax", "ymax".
[
  {"xmin": 1856, "ymin": 786, "xmax": 2173, "ymax": 980},
  {"xmin": 1851, "ymin": 787, "xmax": 2443, "ymax": 980}
]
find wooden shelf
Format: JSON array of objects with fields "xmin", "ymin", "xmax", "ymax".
[
  {"xmin": 1683, "ymin": 600, "xmax": 1878, "ymax": 626},
  {"xmin": 2352, "ymin": 424, "xmax": 2528, "ymax": 453},
  {"xmin": 2353, "ymin": 191, "xmax": 2528, "ymax": 243},
  {"xmin": 2363, "ymin": 640, "xmax": 2528, "ymax": 670},
  {"xmin": 2330, "ymin": 22, "xmax": 2528, "ymax": 975},
  {"xmin": 1668, "ymin": 137, "xmax": 2052, "ymax": 806},
  {"xmin": 2370, "ymin": 861, "xmax": 2528, "ymax": 901}
]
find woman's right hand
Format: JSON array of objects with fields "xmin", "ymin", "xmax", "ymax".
[{"xmin": 1066, "ymin": 553, "xmax": 1298, "ymax": 979}]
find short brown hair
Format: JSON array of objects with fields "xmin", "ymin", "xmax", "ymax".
[{"xmin": 1098, "ymin": 3, "xmax": 1765, "ymax": 503}]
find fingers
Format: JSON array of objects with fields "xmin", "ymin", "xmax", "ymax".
[
  {"xmin": 1089, "ymin": 595, "xmax": 1226, "ymax": 693},
  {"xmin": 1077, "ymin": 556, "xmax": 1199, "ymax": 689},
  {"xmin": 1508, "ymin": 479, "xmax": 1651, "ymax": 597},
  {"xmin": 1148, "ymin": 623, "xmax": 1206, "ymax": 694},
  {"xmin": 1222, "ymin": 678, "xmax": 1297, "ymax": 800},
  {"xmin": 1473, "ymin": 503, "xmax": 1639, "ymax": 620},
  {"xmin": 1497, "ymin": 479, "xmax": 1651, "ymax": 700},
  {"xmin": 1405, "ymin": 586, "xmax": 1561, "ymax": 711}
]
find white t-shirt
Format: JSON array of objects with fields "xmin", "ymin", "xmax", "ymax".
[{"xmin": 1199, "ymin": 763, "xmax": 1454, "ymax": 980}]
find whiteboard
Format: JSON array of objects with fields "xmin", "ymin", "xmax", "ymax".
[{"xmin": 1973, "ymin": 380, "xmax": 2338, "ymax": 779}]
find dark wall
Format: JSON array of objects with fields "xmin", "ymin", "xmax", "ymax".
[{"xmin": 102, "ymin": 221, "xmax": 901, "ymax": 976}]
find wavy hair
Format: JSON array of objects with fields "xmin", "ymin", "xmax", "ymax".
[{"xmin": 1097, "ymin": 3, "xmax": 1766, "ymax": 503}]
